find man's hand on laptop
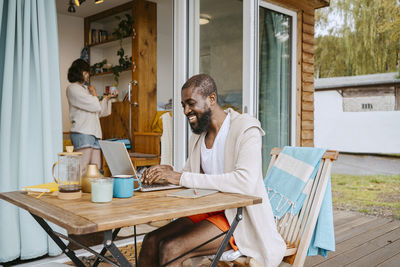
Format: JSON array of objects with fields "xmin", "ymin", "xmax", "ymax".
[{"xmin": 142, "ymin": 165, "xmax": 182, "ymax": 185}]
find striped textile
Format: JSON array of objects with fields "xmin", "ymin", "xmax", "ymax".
[{"xmin": 264, "ymin": 146, "xmax": 335, "ymax": 257}]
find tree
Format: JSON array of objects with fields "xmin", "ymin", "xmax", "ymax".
[{"xmin": 315, "ymin": 0, "xmax": 400, "ymax": 78}]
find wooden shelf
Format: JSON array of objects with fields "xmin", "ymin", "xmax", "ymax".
[
  {"xmin": 91, "ymin": 66, "xmax": 132, "ymax": 78},
  {"xmin": 89, "ymin": 36, "xmax": 133, "ymax": 49}
]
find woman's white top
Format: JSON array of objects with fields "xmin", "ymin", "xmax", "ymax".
[
  {"xmin": 66, "ymin": 83, "xmax": 111, "ymax": 139},
  {"xmin": 201, "ymin": 113, "xmax": 230, "ymax": 175}
]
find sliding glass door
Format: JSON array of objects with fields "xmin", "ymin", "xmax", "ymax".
[
  {"xmin": 184, "ymin": 1, "xmax": 297, "ymax": 174},
  {"xmin": 258, "ymin": 2, "xmax": 297, "ymax": 174},
  {"xmin": 189, "ymin": 0, "xmax": 243, "ymax": 111}
]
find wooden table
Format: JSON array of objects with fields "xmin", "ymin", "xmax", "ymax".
[{"xmin": 0, "ymin": 189, "xmax": 261, "ymax": 267}]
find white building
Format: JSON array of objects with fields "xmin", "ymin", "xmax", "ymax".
[{"xmin": 315, "ymin": 72, "xmax": 400, "ymax": 154}]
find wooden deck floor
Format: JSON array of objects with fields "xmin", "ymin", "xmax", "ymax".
[{"xmin": 304, "ymin": 210, "xmax": 400, "ymax": 267}]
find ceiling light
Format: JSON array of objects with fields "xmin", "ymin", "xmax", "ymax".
[
  {"xmin": 68, "ymin": 0, "xmax": 76, "ymax": 12},
  {"xmin": 199, "ymin": 14, "xmax": 211, "ymax": 25},
  {"xmin": 74, "ymin": 0, "xmax": 85, "ymax": 6},
  {"xmin": 94, "ymin": 0, "xmax": 104, "ymax": 3}
]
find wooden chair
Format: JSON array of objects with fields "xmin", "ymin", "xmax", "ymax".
[
  {"xmin": 206, "ymin": 147, "xmax": 338, "ymax": 267},
  {"xmin": 235, "ymin": 147, "xmax": 338, "ymax": 267}
]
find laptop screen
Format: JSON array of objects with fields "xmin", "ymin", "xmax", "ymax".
[{"xmin": 99, "ymin": 140, "xmax": 138, "ymax": 178}]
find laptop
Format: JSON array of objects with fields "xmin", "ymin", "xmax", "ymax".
[{"xmin": 99, "ymin": 140, "xmax": 182, "ymax": 192}]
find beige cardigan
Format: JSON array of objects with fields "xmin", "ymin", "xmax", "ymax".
[
  {"xmin": 66, "ymin": 83, "xmax": 111, "ymax": 139},
  {"xmin": 180, "ymin": 108, "xmax": 286, "ymax": 267}
]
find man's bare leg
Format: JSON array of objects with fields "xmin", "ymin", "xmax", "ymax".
[
  {"xmin": 159, "ymin": 219, "xmax": 231, "ymax": 267},
  {"xmin": 138, "ymin": 218, "xmax": 194, "ymax": 267}
]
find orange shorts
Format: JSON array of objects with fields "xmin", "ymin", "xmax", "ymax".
[{"xmin": 187, "ymin": 211, "xmax": 238, "ymax": 251}]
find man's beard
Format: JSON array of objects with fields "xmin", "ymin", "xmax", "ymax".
[{"xmin": 189, "ymin": 108, "xmax": 211, "ymax": 134}]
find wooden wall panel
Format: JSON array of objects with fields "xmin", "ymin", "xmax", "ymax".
[
  {"xmin": 302, "ymin": 120, "xmax": 314, "ymax": 130},
  {"xmin": 296, "ymin": 11, "xmax": 303, "ymax": 146},
  {"xmin": 302, "ymin": 130, "xmax": 314, "ymax": 140},
  {"xmin": 133, "ymin": 132, "xmax": 161, "ymax": 155},
  {"xmin": 300, "ymin": 10, "xmax": 315, "ymax": 147},
  {"xmin": 303, "ymin": 63, "xmax": 314, "ymax": 73},
  {"xmin": 302, "ymin": 101, "xmax": 314, "ymax": 111},
  {"xmin": 302, "ymin": 92, "xmax": 314, "ymax": 102},
  {"xmin": 100, "ymin": 103, "xmax": 131, "ymax": 139},
  {"xmin": 302, "ymin": 33, "xmax": 314, "ymax": 45},
  {"xmin": 303, "ymin": 52, "xmax": 314, "ymax": 64},
  {"xmin": 302, "ymin": 72, "xmax": 314, "ymax": 83},
  {"xmin": 303, "ymin": 82, "xmax": 314, "ymax": 92},
  {"xmin": 302, "ymin": 111, "xmax": 314, "ymax": 121},
  {"xmin": 303, "ymin": 13, "xmax": 314, "ymax": 25},
  {"xmin": 132, "ymin": 0, "xmax": 157, "ymax": 133},
  {"xmin": 303, "ymin": 43, "xmax": 314, "ymax": 54}
]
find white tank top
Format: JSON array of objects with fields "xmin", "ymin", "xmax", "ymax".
[{"xmin": 201, "ymin": 113, "xmax": 230, "ymax": 175}]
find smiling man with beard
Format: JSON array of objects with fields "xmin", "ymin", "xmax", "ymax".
[{"xmin": 139, "ymin": 74, "xmax": 285, "ymax": 267}]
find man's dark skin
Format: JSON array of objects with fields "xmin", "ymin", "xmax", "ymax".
[{"xmin": 138, "ymin": 84, "xmax": 230, "ymax": 267}]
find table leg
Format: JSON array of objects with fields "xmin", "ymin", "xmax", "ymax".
[
  {"xmin": 210, "ymin": 207, "xmax": 243, "ymax": 267},
  {"xmin": 30, "ymin": 213, "xmax": 85, "ymax": 267},
  {"xmin": 103, "ymin": 230, "xmax": 132, "ymax": 267},
  {"xmin": 92, "ymin": 228, "xmax": 121, "ymax": 267}
]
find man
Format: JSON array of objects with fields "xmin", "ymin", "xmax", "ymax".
[{"xmin": 139, "ymin": 74, "xmax": 285, "ymax": 267}]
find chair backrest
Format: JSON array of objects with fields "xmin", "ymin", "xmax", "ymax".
[{"xmin": 267, "ymin": 147, "xmax": 338, "ymax": 267}]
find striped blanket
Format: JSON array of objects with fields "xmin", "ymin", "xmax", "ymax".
[{"xmin": 264, "ymin": 146, "xmax": 335, "ymax": 257}]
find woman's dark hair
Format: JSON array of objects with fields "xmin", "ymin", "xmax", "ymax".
[{"xmin": 68, "ymin": 59, "xmax": 90, "ymax": 83}]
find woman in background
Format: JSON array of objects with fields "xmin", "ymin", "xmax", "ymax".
[{"xmin": 66, "ymin": 58, "xmax": 117, "ymax": 174}]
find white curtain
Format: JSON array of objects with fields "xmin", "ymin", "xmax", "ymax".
[{"xmin": 0, "ymin": 0, "xmax": 64, "ymax": 262}]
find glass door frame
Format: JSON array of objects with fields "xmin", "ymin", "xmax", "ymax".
[
  {"xmin": 173, "ymin": 0, "xmax": 189, "ymax": 170},
  {"xmin": 257, "ymin": 1, "xmax": 298, "ymax": 146},
  {"xmin": 173, "ymin": 0, "xmax": 299, "ymax": 169}
]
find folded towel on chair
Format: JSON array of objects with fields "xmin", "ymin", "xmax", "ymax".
[{"xmin": 264, "ymin": 146, "xmax": 335, "ymax": 257}]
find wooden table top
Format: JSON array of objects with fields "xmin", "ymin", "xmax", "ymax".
[{"xmin": 0, "ymin": 190, "xmax": 262, "ymax": 235}]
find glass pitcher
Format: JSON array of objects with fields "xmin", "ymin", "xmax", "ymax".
[{"xmin": 52, "ymin": 146, "xmax": 82, "ymax": 193}]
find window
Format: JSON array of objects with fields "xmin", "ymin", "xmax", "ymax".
[{"xmin": 361, "ymin": 103, "xmax": 373, "ymax": 110}]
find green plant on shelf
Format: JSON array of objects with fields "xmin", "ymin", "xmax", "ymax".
[
  {"xmin": 90, "ymin": 59, "xmax": 107, "ymax": 75},
  {"xmin": 112, "ymin": 14, "xmax": 133, "ymax": 44},
  {"xmin": 110, "ymin": 14, "xmax": 134, "ymax": 86},
  {"xmin": 110, "ymin": 47, "xmax": 132, "ymax": 86}
]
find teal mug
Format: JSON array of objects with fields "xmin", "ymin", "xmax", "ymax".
[{"xmin": 113, "ymin": 175, "xmax": 141, "ymax": 198}]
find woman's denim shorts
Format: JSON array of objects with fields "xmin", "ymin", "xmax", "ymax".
[{"xmin": 70, "ymin": 132, "xmax": 100, "ymax": 150}]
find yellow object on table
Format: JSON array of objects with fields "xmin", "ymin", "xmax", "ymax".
[{"xmin": 23, "ymin": 182, "xmax": 59, "ymax": 198}]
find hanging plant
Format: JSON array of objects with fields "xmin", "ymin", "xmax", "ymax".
[
  {"xmin": 110, "ymin": 14, "xmax": 134, "ymax": 86},
  {"xmin": 112, "ymin": 14, "xmax": 133, "ymax": 43},
  {"xmin": 110, "ymin": 48, "xmax": 132, "ymax": 86}
]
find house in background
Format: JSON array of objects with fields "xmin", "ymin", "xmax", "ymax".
[{"xmin": 314, "ymin": 72, "xmax": 400, "ymax": 154}]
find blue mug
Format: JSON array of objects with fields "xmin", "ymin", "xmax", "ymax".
[{"xmin": 113, "ymin": 175, "xmax": 142, "ymax": 198}]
